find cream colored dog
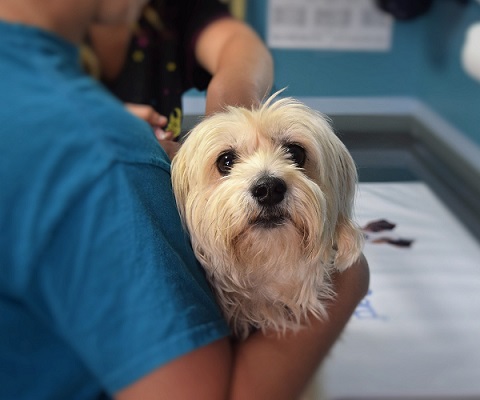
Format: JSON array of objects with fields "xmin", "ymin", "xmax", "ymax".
[{"xmin": 171, "ymin": 94, "xmax": 363, "ymax": 339}]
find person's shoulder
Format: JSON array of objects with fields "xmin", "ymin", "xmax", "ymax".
[
  {"xmin": 71, "ymin": 80, "xmax": 167, "ymax": 162},
  {"xmin": 1, "ymin": 68, "xmax": 170, "ymax": 206},
  {"xmin": 46, "ymin": 74, "xmax": 170, "ymax": 169}
]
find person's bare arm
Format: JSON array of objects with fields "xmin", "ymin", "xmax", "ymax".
[
  {"xmin": 194, "ymin": 17, "xmax": 274, "ymax": 115},
  {"xmin": 89, "ymin": 18, "xmax": 273, "ymax": 117},
  {"xmin": 115, "ymin": 338, "xmax": 233, "ymax": 400},
  {"xmin": 115, "ymin": 254, "xmax": 369, "ymax": 400},
  {"xmin": 229, "ymin": 254, "xmax": 369, "ymax": 400}
]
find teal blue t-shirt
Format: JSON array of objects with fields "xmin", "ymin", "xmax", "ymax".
[{"xmin": 0, "ymin": 21, "xmax": 229, "ymax": 400}]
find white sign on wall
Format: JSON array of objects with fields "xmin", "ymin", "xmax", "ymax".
[{"xmin": 267, "ymin": 0, "xmax": 393, "ymax": 51}]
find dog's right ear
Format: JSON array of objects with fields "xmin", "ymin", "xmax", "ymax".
[{"xmin": 170, "ymin": 152, "xmax": 189, "ymax": 223}]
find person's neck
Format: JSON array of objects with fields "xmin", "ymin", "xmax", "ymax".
[{"xmin": 0, "ymin": 1, "xmax": 93, "ymax": 44}]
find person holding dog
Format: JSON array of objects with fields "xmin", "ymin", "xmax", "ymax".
[
  {"xmin": 84, "ymin": 0, "xmax": 274, "ymax": 158},
  {"xmin": 0, "ymin": 0, "xmax": 369, "ymax": 399}
]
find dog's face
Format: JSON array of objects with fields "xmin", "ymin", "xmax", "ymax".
[
  {"xmin": 171, "ymin": 96, "xmax": 363, "ymax": 336},
  {"xmin": 172, "ymin": 96, "xmax": 362, "ymax": 272}
]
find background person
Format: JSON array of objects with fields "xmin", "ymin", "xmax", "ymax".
[{"xmin": 85, "ymin": 0, "xmax": 274, "ymax": 156}]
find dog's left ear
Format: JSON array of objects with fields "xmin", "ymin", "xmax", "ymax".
[
  {"xmin": 331, "ymin": 143, "xmax": 364, "ymax": 271},
  {"xmin": 334, "ymin": 215, "xmax": 364, "ymax": 271}
]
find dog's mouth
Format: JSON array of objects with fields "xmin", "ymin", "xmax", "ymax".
[{"xmin": 250, "ymin": 210, "xmax": 288, "ymax": 228}]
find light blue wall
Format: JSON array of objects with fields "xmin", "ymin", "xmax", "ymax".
[{"xmin": 246, "ymin": 0, "xmax": 480, "ymax": 145}]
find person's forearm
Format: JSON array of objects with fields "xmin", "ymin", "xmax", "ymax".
[
  {"xmin": 229, "ymin": 254, "xmax": 369, "ymax": 400},
  {"xmin": 115, "ymin": 255, "xmax": 369, "ymax": 400},
  {"xmin": 195, "ymin": 18, "xmax": 274, "ymax": 115},
  {"xmin": 204, "ymin": 36, "xmax": 273, "ymax": 115}
]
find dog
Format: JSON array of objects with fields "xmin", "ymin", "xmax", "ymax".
[{"xmin": 171, "ymin": 94, "xmax": 364, "ymax": 339}]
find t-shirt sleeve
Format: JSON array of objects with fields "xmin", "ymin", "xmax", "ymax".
[{"xmin": 31, "ymin": 159, "xmax": 230, "ymax": 394}]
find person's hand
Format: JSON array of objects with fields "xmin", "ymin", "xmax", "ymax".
[
  {"xmin": 124, "ymin": 103, "xmax": 180, "ymax": 160},
  {"xmin": 124, "ymin": 103, "xmax": 171, "ymax": 141}
]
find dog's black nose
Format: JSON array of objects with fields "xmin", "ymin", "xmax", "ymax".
[{"xmin": 251, "ymin": 176, "xmax": 287, "ymax": 206}]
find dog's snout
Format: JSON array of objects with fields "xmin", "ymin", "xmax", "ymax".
[{"xmin": 251, "ymin": 176, "xmax": 287, "ymax": 206}]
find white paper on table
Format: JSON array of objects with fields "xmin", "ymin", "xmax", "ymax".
[{"xmin": 320, "ymin": 182, "xmax": 480, "ymax": 399}]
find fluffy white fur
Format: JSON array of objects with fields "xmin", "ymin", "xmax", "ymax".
[{"xmin": 171, "ymin": 94, "xmax": 364, "ymax": 339}]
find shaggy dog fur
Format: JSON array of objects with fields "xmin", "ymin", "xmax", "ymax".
[{"xmin": 171, "ymin": 94, "xmax": 364, "ymax": 339}]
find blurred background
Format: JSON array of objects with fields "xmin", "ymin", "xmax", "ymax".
[
  {"xmin": 185, "ymin": 2, "xmax": 480, "ymax": 399},
  {"xmin": 196, "ymin": 0, "xmax": 480, "ymax": 146}
]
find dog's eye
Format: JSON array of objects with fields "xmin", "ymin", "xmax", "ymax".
[
  {"xmin": 216, "ymin": 151, "xmax": 237, "ymax": 175},
  {"xmin": 284, "ymin": 144, "xmax": 306, "ymax": 167}
]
